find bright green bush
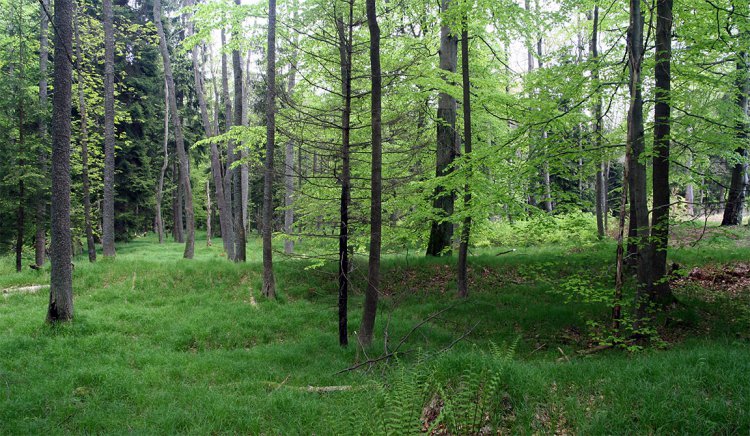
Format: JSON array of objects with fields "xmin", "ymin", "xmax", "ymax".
[{"xmin": 475, "ymin": 212, "xmax": 600, "ymax": 248}]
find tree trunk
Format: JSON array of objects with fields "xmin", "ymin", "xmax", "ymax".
[
  {"xmin": 284, "ymin": 35, "xmax": 298, "ymax": 255},
  {"xmin": 591, "ymin": 4, "xmax": 605, "ymax": 239},
  {"xmin": 537, "ymin": 37, "xmax": 553, "ymax": 213},
  {"xmin": 628, "ymin": 0, "xmax": 652, "ymax": 320},
  {"xmin": 651, "ymin": 0, "xmax": 674, "ymax": 305},
  {"xmin": 232, "ymin": 1, "xmax": 246, "ymax": 263},
  {"xmin": 187, "ymin": 0, "xmax": 232, "ymax": 257},
  {"xmin": 359, "ymin": 0, "xmax": 382, "ymax": 346},
  {"xmin": 262, "ymin": 0, "xmax": 277, "ymax": 298},
  {"xmin": 35, "ymin": 0, "xmax": 49, "ymax": 268},
  {"xmin": 426, "ymin": 0, "xmax": 457, "ymax": 257},
  {"xmin": 206, "ymin": 180, "xmax": 212, "ymax": 246},
  {"xmin": 75, "ymin": 10, "xmax": 95, "ymax": 262},
  {"xmin": 722, "ymin": 53, "xmax": 749, "ymax": 226},
  {"xmin": 156, "ymin": 78, "xmax": 169, "ymax": 244},
  {"xmin": 102, "ymin": 0, "xmax": 116, "ymax": 257},
  {"xmin": 242, "ymin": 52, "xmax": 251, "ymax": 232},
  {"xmin": 335, "ymin": 6, "xmax": 353, "ymax": 347},
  {"xmin": 154, "ymin": 0, "xmax": 195, "ymax": 258},
  {"xmin": 457, "ymin": 16, "xmax": 472, "ymax": 298},
  {"xmin": 221, "ymin": 29, "xmax": 235, "ymax": 257},
  {"xmin": 685, "ymin": 153, "xmax": 695, "ymax": 216},
  {"xmin": 47, "ymin": 0, "xmax": 74, "ymax": 322}
]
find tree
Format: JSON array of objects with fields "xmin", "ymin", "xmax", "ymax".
[
  {"xmin": 359, "ymin": 0, "xmax": 382, "ymax": 347},
  {"xmin": 102, "ymin": 0, "xmax": 116, "ymax": 258},
  {"xmin": 155, "ymin": 78, "xmax": 169, "ymax": 244},
  {"xmin": 721, "ymin": 54, "xmax": 749, "ymax": 226},
  {"xmin": 232, "ymin": 0, "xmax": 246, "ymax": 262},
  {"xmin": 426, "ymin": 0, "xmax": 457, "ymax": 257},
  {"xmin": 335, "ymin": 0, "xmax": 354, "ymax": 347},
  {"xmin": 651, "ymin": 0, "xmax": 674, "ymax": 305},
  {"xmin": 35, "ymin": 0, "xmax": 49, "ymax": 268},
  {"xmin": 75, "ymin": 6, "xmax": 95, "ymax": 262},
  {"xmin": 154, "ymin": 0, "xmax": 196, "ymax": 259},
  {"xmin": 262, "ymin": 0, "xmax": 277, "ymax": 298},
  {"xmin": 47, "ymin": 0, "xmax": 74, "ymax": 322},
  {"xmin": 457, "ymin": 8, "xmax": 472, "ymax": 298}
]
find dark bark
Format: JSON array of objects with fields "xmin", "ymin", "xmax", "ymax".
[
  {"xmin": 722, "ymin": 53, "xmax": 750, "ymax": 226},
  {"xmin": 35, "ymin": 0, "xmax": 49, "ymax": 268},
  {"xmin": 187, "ymin": 0, "xmax": 232, "ymax": 257},
  {"xmin": 232, "ymin": 0, "xmax": 246, "ymax": 263},
  {"xmin": 154, "ymin": 0, "xmax": 195, "ymax": 258},
  {"xmin": 75, "ymin": 11, "xmax": 95, "ymax": 262},
  {"xmin": 47, "ymin": 0, "xmax": 74, "ymax": 322},
  {"xmin": 651, "ymin": 0, "xmax": 674, "ymax": 305},
  {"xmin": 457, "ymin": 18, "xmax": 472, "ymax": 298},
  {"xmin": 102, "ymin": 0, "xmax": 116, "ymax": 257},
  {"xmin": 359, "ymin": 0, "xmax": 382, "ymax": 347},
  {"xmin": 426, "ymin": 0, "xmax": 457, "ymax": 257},
  {"xmin": 628, "ymin": 0, "xmax": 652, "ymax": 320},
  {"xmin": 262, "ymin": 0, "xmax": 277, "ymax": 298},
  {"xmin": 336, "ymin": 6, "xmax": 353, "ymax": 347},
  {"xmin": 155, "ymin": 78, "xmax": 169, "ymax": 244},
  {"xmin": 591, "ymin": 4, "xmax": 606, "ymax": 239}
]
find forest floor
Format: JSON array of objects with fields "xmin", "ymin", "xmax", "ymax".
[{"xmin": 1, "ymin": 230, "xmax": 749, "ymax": 434}]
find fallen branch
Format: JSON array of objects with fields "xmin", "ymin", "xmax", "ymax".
[
  {"xmin": 495, "ymin": 249, "xmax": 517, "ymax": 256},
  {"xmin": 2, "ymin": 284, "xmax": 49, "ymax": 296},
  {"xmin": 438, "ymin": 321, "xmax": 480, "ymax": 354},
  {"xmin": 334, "ymin": 350, "xmax": 413, "ymax": 375},
  {"xmin": 263, "ymin": 381, "xmax": 360, "ymax": 393}
]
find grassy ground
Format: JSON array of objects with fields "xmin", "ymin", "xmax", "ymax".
[{"xmin": 0, "ymin": 231, "xmax": 749, "ymax": 434}]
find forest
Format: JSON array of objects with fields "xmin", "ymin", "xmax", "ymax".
[{"xmin": 0, "ymin": 0, "xmax": 749, "ymax": 433}]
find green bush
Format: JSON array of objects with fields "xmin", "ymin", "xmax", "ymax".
[{"xmin": 475, "ymin": 212, "xmax": 600, "ymax": 248}]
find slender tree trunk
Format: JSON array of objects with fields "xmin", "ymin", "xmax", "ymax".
[
  {"xmin": 47, "ymin": 0, "xmax": 74, "ymax": 322},
  {"xmin": 206, "ymin": 180, "xmax": 212, "ymax": 246},
  {"xmin": 590, "ymin": 4, "xmax": 605, "ymax": 239},
  {"xmin": 155, "ymin": 78, "xmax": 168, "ymax": 244},
  {"xmin": 221, "ymin": 29, "xmax": 235, "ymax": 258},
  {"xmin": 102, "ymin": 0, "xmax": 116, "ymax": 257},
  {"xmin": 262, "ymin": 0, "xmax": 277, "ymax": 298},
  {"xmin": 628, "ymin": 0, "xmax": 652, "ymax": 320},
  {"xmin": 686, "ymin": 153, "xmax": 695, "ymax": 216},
  {"xmin": 75, "ymin": 11, "xmax": 95, "ymax": 262},
  {"xmin": 14, "ymin": 7, "xmax": 26, "ymax": 274},
  {"xmin": 426, "ymin": 0, "xmax": 457, "ymax": 256},
  {"xmin": 336, "ymin": 6, "xmax": 353, "ymax": 347},
  {"xmin": 613, "ymin": 152, "xmax": 630, "ymax": 333},
  {"xmin": 359, "ymin": 0, "xmax": 382, "ymax": 346},
  {"xmin": 538, "ymin": 37, "xmax": 553, "ymax": 213},
  {"xmin": 35, "ymin": 0, "xmax": 49, "ymax": 268},
  {"xmin": 242, "ymin": 52, "xmax": 251, "ymax": 232},
  {"xmin": 457, "ymin": 17, "xmax": 472, "ymax": 298},
  {"xmin": 284, "ymin": 38, "xmax": 298, "ymax": 255},
  {"xmin": 722, "ymin": 53, "xmax": 750, "ymax": 226},
  {"xmin": 187, "ymin": 0, "xmax": 232, "ymax": 257},
  {"xmin": 651, "ymin": 0, "xmax": 674, "ymax": 305},
  {"xmin": 232, "ymin": 1, "xmax": 246, "ymax": 262},
  {"xmin": 154, "ymin": 0, "xmax": 195, "ymax": 258}
]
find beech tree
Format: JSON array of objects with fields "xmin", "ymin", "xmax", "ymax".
[
  {"xmin": 102, "ymin": 0, "xmax": 116, "ymax": 258},
  {"xmin": 262, "ymin": 0, "xmax": 277, "ymax": 298}
]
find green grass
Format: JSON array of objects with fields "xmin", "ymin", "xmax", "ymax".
[{"xmin": 1, "ymin": 232, "xmax": 749, "ymax": 434}]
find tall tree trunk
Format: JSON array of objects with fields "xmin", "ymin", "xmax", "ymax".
[
  {"xmin": 284, "ymin": 33, "xmax": 298, "ymax": 255},
  {"xmin": 232, "ymin": 0, "xmax": 246, "ymax": 263},
  {"xmin": 336, "ymin": 5, "xmax": 353, "ymax": 347},
  {"xmin": 591, "ymin": 4, "xmax": 606, "ymax": 239},
  {"xmin": 102, "ymin": 0, "xmax": 116, "ymax": 257},
  {"xmin": 457, "ymin": 16, "xmax": 472, "ymax": 298},
  {"xmin": 221, "ymin": 29, "xmax": 235, "ymax": 257},
  {"xmin": 156, "ymin": 78, "xmax": 169, "ymax": 244},
  {"xmin": 651, "ymin": 0, "xmax": 674, "ymax": 305},
  {"xmin": 537, "ymin": 37, "xmax": 553, "ymax": 213},
  {"xmin": 426, "ymin": 0, "xmax": 457, "ymax": 256},
  {"xmin": 187, "ymin": 0, "xmax": 232, "ymax": 257},
  {"xmin": 262, "ymin": 0, "xmax": 277, "ymax": 298},
  {"xmin": 75, "ymin": 10, "xmax": 95, "ymax": 262},
  {"xmin": 722, "ymin": 53, "xmax": 750, "ymax": 226},
  {"xmin": 628, "ymin": 0, "xmax": 652, "ymax": 320},
  {"xmin": 35, "ymin": 0, "xmax": 49, "ymax": 268},
  {"xmin": 154, "ymin": 0, "xmax": 195, "ymax": 258},
  {"xmin": 242, "ymin": 52, "xmax": 251, "ymax": 232},
  {"xmin": 14, "ymin": 6, "xmax": 25, "ymax": 273},
  {"xmin": 359, "ymin": 0, "xmax": 382, "ymax": 346},
  {"xmin": 47, "ymin": 0, "xmax": 74, "ymax": 322}
]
